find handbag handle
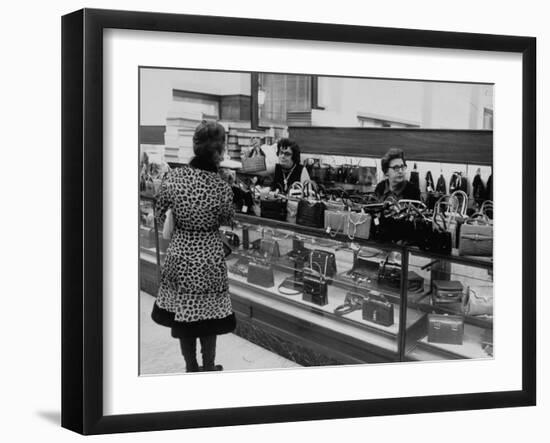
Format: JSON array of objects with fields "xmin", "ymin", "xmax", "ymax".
[
  {"xmin": 277, "ymin": 278, "xmax": 302, "ymax": 296},
  {"xmin": 466, "ymin": 212, "xmax": 491, "ymax": 225},
  {"xmin": 287, "ymin": 181, "xmax": 304, "ymax": 198},
  {"xmin": 302, "ymin": 180, "xmax": 320, "ymax": 200},
  {"xmin": 325, "ymin": 211, "xmax": 345, "ymax": 237},
  {"xmin": 309, "ymin": 251, "xmax": 329, "ymax": 280},
  {"xmin": 450, "ymin": 190, "xmax": 468, "ymax": 216}
]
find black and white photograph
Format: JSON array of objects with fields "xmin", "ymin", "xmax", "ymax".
[{"xmin": 138, "ymin": 68, "xmax": 495, "ymax": 375}]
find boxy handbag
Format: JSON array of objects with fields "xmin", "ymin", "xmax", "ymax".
[
  {"xmin": 310, "ymin": 249, "xmax": 337, "ymax": 282},
  {"xmin": 240, "ymin": 146, "xmax": 267, "ymax": 173},
  {"xmin": 302, "ymin": 256, "xmax": 328, "ymax": 306},
  {"xmin": 296, "ymin": 180, "xmax": 326, "ymax": 228},
  {"xmin": 346, "ymin": 209, "xmax": 372, "ymax": 240},
  {"xmin": 458, "ymin": 214, "xmax": 493, "ymax": 257},
  {"xmin": 432, "ymin": 280, "xmax": 464, "ymax": 305},
  {"xmin": 247, "ymin": 260, "xmax": 275, "ymax": 288},
  {"xmin": 463, "ymin": 286, "xmax": 493, "ymax": 316},
  {"xmin": 427, "ymin": 313, "xmax": 465, "ymax": 345},
  {"xmin": 362, "ymin": 293, "xmax": 394, "ymax": 327},
  {"xmin": 260, "ymin": 189, "xmax": 288, "ymax": 221}
]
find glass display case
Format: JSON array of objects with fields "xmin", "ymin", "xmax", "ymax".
[{"xmin": 219, "ymin": 213, "xmax": 493, "ymax": 365}]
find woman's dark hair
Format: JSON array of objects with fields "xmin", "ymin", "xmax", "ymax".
[
  {"xmin": 276, "ymin": 138, "xmax": 301, "ymax": 165},
  {"xmin": 381, "ymin": 148, "xmax": 407, "ymax": 174},
  {"xmin": 189, "ymin": 120, "xmax": 226, "ymax": 172}
]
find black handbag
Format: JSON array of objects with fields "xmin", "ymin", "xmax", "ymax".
[
  {"xmin": 346, "ymin": 247, "xmax": 382, "ymax": 281},
  {"xmin": 247, "ymin": 261, "xmax": 275, "ymax": 288},
  {"xmin": 302, "ymin": 256, "xmax": 328, "ymax": 306},
  {"xmin": 377, "ymin": 255, "xmax": 424, "ymax": 293},
  {"xmin": 260, "ymin": 196, "xmax": 288, "ymax": 221},
  {"xmin": 427, "ymin": 313, "xmax": 464, "ymax": 345},
  {"xmin": 362, "ymin": 293, "xmax": 394, "ymax": 327},
  {"xmin": 310, "ymin": 249, "xmax": 337, "ymax": 282},
  {"xmin": 296, "ymin": 180, "xmax": 325, "ymax": 228}
]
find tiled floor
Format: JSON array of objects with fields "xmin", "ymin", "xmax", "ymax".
[{"xmin": 139, "ymin": 291, "xmax": 300, "ymax": 375}]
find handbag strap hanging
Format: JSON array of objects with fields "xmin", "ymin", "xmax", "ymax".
[
  {"xmin": 325, "ymin": 211, "xmax": 346, "ymax": 237},
  {"xmin": 277, "ymin": 278, "xmax": 302, "ymax": 296},
  {"xmin": 347, "ymin": 209, "xmax": 369, "ymax": 240},
  {"xmin": 309, "ymin": 251, "xmax": 329, "ymax": 281}
]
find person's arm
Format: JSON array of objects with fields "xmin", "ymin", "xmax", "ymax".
[
  {"xmin": 218, "ymin": 182, "xmax": 236, "ymax": 226},
  {"xmin": 154, "ymin": 174, "xmax": 172, "ymax": 227}
]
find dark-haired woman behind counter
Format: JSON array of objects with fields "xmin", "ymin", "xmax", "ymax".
[{"xmin": 270, "ymin": 138, "xmax": 310, "ymax": 193}]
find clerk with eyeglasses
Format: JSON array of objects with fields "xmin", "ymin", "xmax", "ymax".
[
  {"xmin": 270, "ymin": 138, "xmax": 310, "ymax": 193},
  {"xmin": 374, "ymin": 148, "xmax": 421, "ymax": 201}
]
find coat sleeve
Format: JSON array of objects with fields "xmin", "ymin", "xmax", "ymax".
[
  {"xmin": 155, "ymin": 175, "xmax": 172, "ymax": 228},
  {"xmin": 218, "ymin": 182, "xmax": 235, "ymax": 226}
]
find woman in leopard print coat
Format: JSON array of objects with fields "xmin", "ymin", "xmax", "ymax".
[{"xmin": 152, "ymin": 120, "xmax": 236, "ymax": 372}]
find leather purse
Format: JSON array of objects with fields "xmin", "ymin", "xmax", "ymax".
[
  {"xmin": 458, "ymin": 215, "xmax": 493, "ymax": 256},
  {"xmin": 228, "ymin": 257, "xmax": 249, "ymax": 277},
  {"xmin": 296, "ymin": 180, "xmax": 326, "ymax": 228},
  {"xmin": 310, "ymin": 249, "xmax": 337, "ymax": 282},
  {"xmin": 297, "ymin": 199, "xmax": 326, "ymax": 228},
  {"xmin": 260, "ymin": 195, "xmax": 288, "ymax": 221},
  {"xmin": 463, "ymin": 286, "xmax": 493, "ymax": 316},
  {"xmin": 324, "ymin": 210, "xmax": 348, "ymax": 237},
  {"xmin": 432, "ymin": 280, "xmax": 464, "ymax": 305},
  {"xmin": 346, "ymin": 247, "xmax": 381, "ymax": 280},
  {"xmin": 302, "ymin": 256, "xmax": 328, "ymax": 306},
  {"xmin": 346, "ymin": 210, "xmax": 371, "ymax": 240},
  {"xmin": 427, "ymin": 314, "xmax": 464, "ymax": 345},
  {"xmin": 247, "ymin": 260, "xmax": 275, "ymax": 288},
  {"xmin": 334, "ymin": 292, "xmax": 364, "ymax": 316},
  {"xmin": 240, "ymin": 146, "xmax": 266, "ymax": 173},
  {"xmin": 362, "ymin": 293, "xmax": 394, "ymax": 327},
  {"xmin": 377, "ymin": 255, "xmax": 424, "ymax": 292}
]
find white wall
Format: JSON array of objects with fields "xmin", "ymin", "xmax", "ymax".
[
  {"xmin": 316, "ymin": 77, "xmax": 492, "ymax": 128},
  {"xmin": 3, "ymin": 1, "xmax": 546, "ymax": 443},
  {"xmin": 140, "ymin": 68, "xmax": 251, "ymax": 125}
]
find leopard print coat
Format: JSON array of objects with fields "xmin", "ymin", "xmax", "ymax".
[{"xmin": 151, "ymin": 165, "xmax": 236, "ymax": 338}]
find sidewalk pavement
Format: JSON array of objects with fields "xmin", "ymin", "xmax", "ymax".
[{"xmin": 140, "ymin": 291, "xmax": 300, "ymax": 375}]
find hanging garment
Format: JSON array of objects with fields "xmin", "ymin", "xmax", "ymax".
[
  {"xmin": 449, "ymin": 173, "xmax": 468, "ymax": 194},
  {"xmin": 409, "ymin": 163, "xmax": 420, "ymax": 188},
  {"xmin": 472, "ymin": 173, "xmax": 486, "ymax": 203},
  {"xmin": 425, "ymin": 171, "xmax": 435, "ymax": 193},
  {"xmin": 486, "ymin": 174, "xmax": 493, "ymax": 201},
  {"xmin": 436, "ymin": 174, "xmax": 447, "ymax": 194}
]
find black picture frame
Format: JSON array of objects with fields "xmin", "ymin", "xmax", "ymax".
[{"xmin": 61, "ymin": 8, "xmax": 536, "ymax": 435}]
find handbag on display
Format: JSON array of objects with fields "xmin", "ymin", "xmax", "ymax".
[
  {"xmin": 162, "ymin": 209, "xmax": 174, "ymax": 240},
  {"xmin": 260, "ymin": 193, "xmax": 288, "ymax": 221},
  {"xmin": 463, "ymin": 286, "xmax": 494, "ymax": 316},
  {"xmin": 362, "ymin": 293, "xmax": 394, "ymax": 327},
  {"xmin": 240, "ymin": 146, "xmax": 267, "ymax": 173},
  {"xmin": 247, "ymin": 260, "xmax": 275, "ymax": 288},
  {"xmin": 427, "ymin": 313, "xmax": 465, "ymax": 345},
  {"xmin": 347, "ymin": 247, "xmax": 383, "ymax": 280},
  {"xmin": 228, "ymin": 257, "xmax": 249, "ymax": 277},
  {"xmin": 277, "ymin": 276, "xmax": 303, "ymax": 295},
  {"xmin": 334, "ymin": 292, "xmax": 364, "ymax": 316},
  {"xmin": 432, "ymin": 280, "xmax": 464, "ymax": 305},
  {"xmin": 458, "ymin": 214, "xmax": 493, "ymax": 256},
  {"xmin": 296, "ymin": 180, "xmax": 326, "ymax": 228},
  {"xmin": 346, "ymin": 210, "xmax": 372, "ymax": 240},
  {"xmin": 310, "ymin": 249, "xmax": 337, "ymax": 282},
  {"xmin": 377, "ymin": 255, "xmax": 424, "ymax": 292},
  {"xmin": 324, "ymin": 209, "xmax": 348, "ymax": 237},
  {"xmin": 302, "ymin": 257, "xmax": 328, "ymax": 306},
  {"xmin": 286, "ymin": 182, "xmax": 303, "ymax": 224}
]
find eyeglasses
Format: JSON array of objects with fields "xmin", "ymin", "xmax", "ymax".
[
  {"xmin": 278, "ymin": 151, "xmax": 293, "ymax": 158},
  {"xmin": 388, "ymin": 164, "xmax": 407, "ymax": 172}
]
